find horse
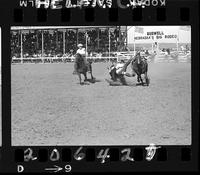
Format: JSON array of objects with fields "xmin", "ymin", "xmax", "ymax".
[
  {"xmin": 131, "ymin": 55, "xmax": 150, "ymax": 86},
  {"xmin": 73, "ymin": 53, "xmax": 94, "ymax": 85}
]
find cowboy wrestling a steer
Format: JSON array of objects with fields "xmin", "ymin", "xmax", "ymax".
[
  {"xmin": 108, "ymin": 55, "xmax": 136, "ymax": 85},
  {"xmin": 107, "ymin": 52, "xmax": 149, "ymax": 86}
]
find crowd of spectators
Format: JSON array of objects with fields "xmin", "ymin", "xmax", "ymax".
[
  {"xmin": 11, "ymin": 29, "xmax": 191, "ymax": 63},
  {"xmin": 11, "ymin": 28, "xmax": 124, "ymax": 60}
]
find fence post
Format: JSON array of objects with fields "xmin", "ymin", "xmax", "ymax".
[{"xmin": 20, "ymin": 30, "xmax": 23, "ymax": 63}]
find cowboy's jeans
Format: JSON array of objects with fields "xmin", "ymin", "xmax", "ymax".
[{"xmin": 109, "ymin": 68, "xmax": 117, "ymax": 81}]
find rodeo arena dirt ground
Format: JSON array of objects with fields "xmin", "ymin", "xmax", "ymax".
[{"xmin": 11, "ymin": 59, "xmax": 191, "ymax": 146}]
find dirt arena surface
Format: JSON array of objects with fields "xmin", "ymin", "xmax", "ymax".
[{"xmin": 11, "ymin": 62, "xmax": 191, "ymax": 146}]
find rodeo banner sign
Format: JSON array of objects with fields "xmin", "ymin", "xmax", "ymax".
[{"xmin": 134, "ymin": 31, "xmax": 178, "ymax": 41}]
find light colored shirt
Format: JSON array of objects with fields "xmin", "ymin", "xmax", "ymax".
[
  {"xmin": 76, "ymin": 48, "xmax": 86, "ymax": 56},
  {"xmin": 115, "ymin": 63, "xmax": 125, "ymax": 74}
]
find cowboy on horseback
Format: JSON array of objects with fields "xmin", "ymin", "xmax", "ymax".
[
  {"xmin": 73, "ymin": 43, "xmax": 87, "ymax": 74},
  {"xmin": 76, "ymin": 43, "xmax": 86, "ymax": 60},
  {"xmin": 131, "ymin": 51, "xmax": 150, "ymax": 86},
  {"xmin": 73, "ymin": 44, "xmax": 94, "ymax": 84}
]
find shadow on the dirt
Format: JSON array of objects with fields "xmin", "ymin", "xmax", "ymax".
[
  {"xmin": 136, "ymin": 82, "xmax": 149, "ymax": 86},
  {"xmin": 105, "ymin": 79, "xmax": 137, "ymax": 87},
  {"xmin": 79, "ymin": 78, "xmax": 101, "ymax": 85},
  {"xmin": 86, "ymin": 78, "xmax": 101, "ymax": 84}
]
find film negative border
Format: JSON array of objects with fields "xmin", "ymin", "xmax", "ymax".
[
  {"xmin": 10, "ymin": 146, "xmax": 192, "ymax": 172},
  {"xmin": 0, "ymin": 0, "xmax": 199, "ymax": 173},
  {"xmin": 12, "ymin": 6, "xmax": 191, "ymax": 24}
]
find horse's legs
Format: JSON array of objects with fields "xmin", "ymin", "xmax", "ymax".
[
  {"xmin": 84, "ymin": 73, "xmax": 88, "ymax": 82},
  {"xmin": 140, "ymin": 75, "xmax": 144, "ymax": 85},
  {"xmin": 144, "ymin": 72, "xmax": 149, "ymax": 86},
  {"xmin": 137, "ymin": 74, "xmax": 144, "ymax": 85},
  {"xmin": 90, "ymin": 71, "xmax": 94, "ymax": 80},
  {"xmin": 137, "ymin": 75, "xmax": 140, "ymax": 83},
  {"xmin": 87, "ymin": 64, "xmax": 94, "ymax": 80},
  {"xmin": 78, "ymin": 73, "xmax": 82, "ymax": 84}
]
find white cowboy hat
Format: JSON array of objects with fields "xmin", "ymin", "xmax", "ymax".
[{"xmin": 77, "ymin": 43, "xmax": 83, "ymax": 47}]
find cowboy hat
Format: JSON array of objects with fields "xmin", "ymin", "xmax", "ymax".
[{"xmin": 77, "ymin": 43, "xmax": 83, "ymax": 47}]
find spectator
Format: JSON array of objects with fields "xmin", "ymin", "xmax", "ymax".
[
  {"xmin": 145, "ymin": 50, "xmax": 149, "ymax": 55},
  {"xmin": 166, "ymin": 48, "xmax": 170, "ymax": 55}
]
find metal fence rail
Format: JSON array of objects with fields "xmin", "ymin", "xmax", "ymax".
[
  {"xmin": 11, "ymin": 52, "xmax": 191, "ymax": 64},
  {"xmin": 11, "ymin": 57, "xmax": 119, "ymax": 64}
]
